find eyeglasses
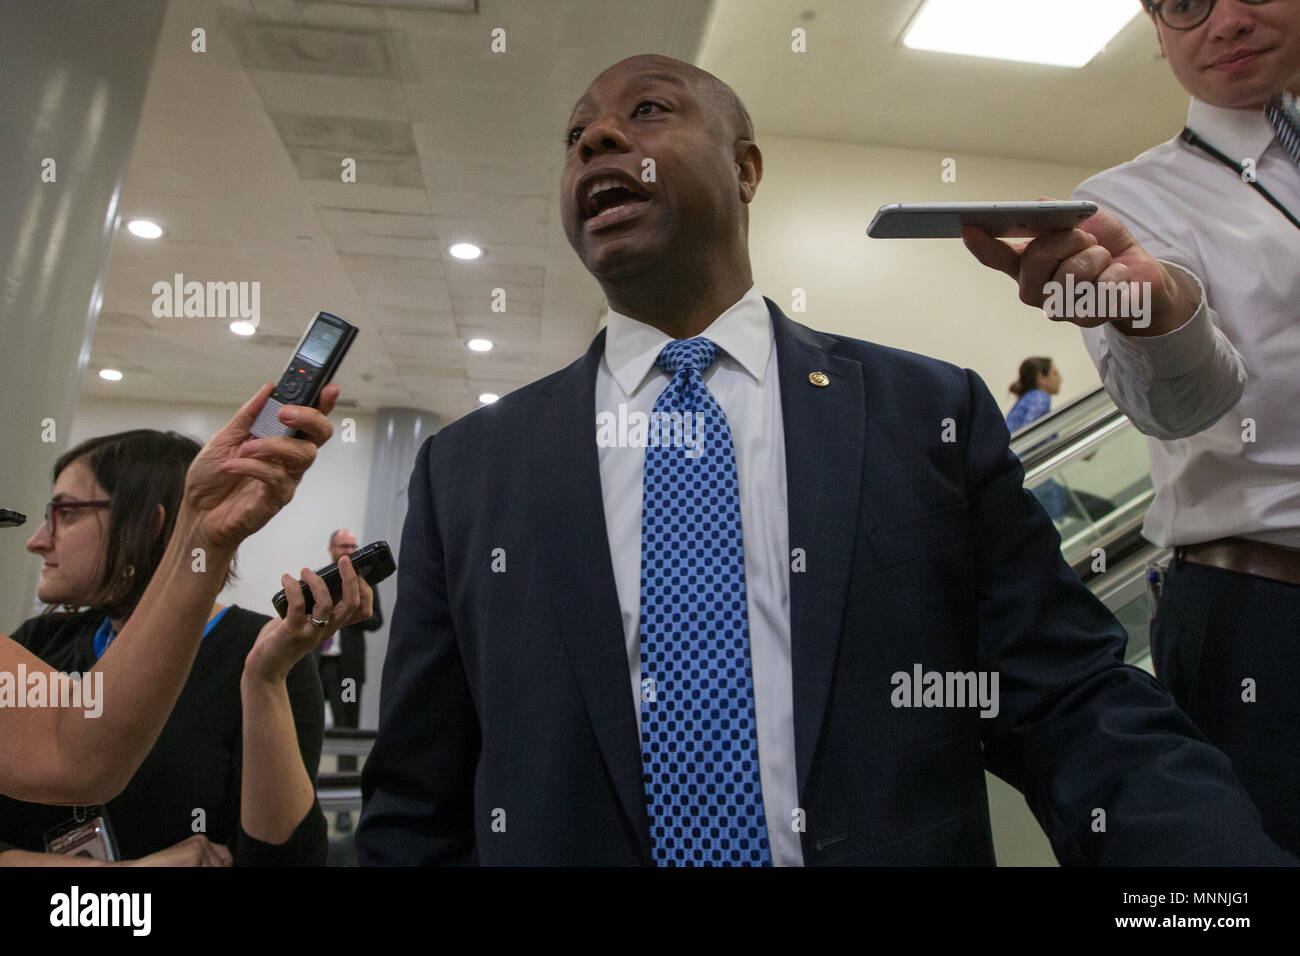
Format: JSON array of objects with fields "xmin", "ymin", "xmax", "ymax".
[
  {"xmin": 42, "ymin": 499, "xmax": 111, "ymax": 535},
  {"xmin": 1149, "ymin": 0, "xmax": 1271, "ymax": 31}
]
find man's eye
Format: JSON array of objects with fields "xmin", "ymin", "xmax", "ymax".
[{"xmin": 566, "ymin": 102, "xmax": 664, "ymax": 146}]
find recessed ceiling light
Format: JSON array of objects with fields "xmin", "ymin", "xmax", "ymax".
[
  {"xmin": 902, "ymin": 0, "xmax": 1140, "ymax": 69},
  {"xmin": 478, "ymin": 393, "xmax": 499, "ymax": 405},
  {"xmin": 467, "ymin": 338, "xmax": 493, "ymax": 352},
  {"xmin": 99, "ymin": 369, "xmax": 123, "ymax": 381},
  {"xmin": 229, "ymin": 321, "xmax": 256, "ymax": 336},
  {"xmin": 449, "ymin": 242, "xmax": 482, "ymax": 260},
  {"xmin": 126, "ymin": 219, "xmax": 163, "ymax": 239}
]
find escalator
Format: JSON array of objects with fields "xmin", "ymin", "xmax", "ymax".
[
  {"xmin": 1009, "ymin": 384, "xmax": 1168, "ymax": 670},
  {"xmin": 989, "ymin": 385, "xmax": 1169, "ymax": 864}
]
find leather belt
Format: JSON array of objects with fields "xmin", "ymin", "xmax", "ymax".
[{"xmin": 1177, "ymin": 537, "xmax": 1300, "ymax": 588}]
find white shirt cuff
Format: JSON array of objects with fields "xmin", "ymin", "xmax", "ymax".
[{"xmin": 1103, "ymin": 261, "xmax": 1213, "ymax": 379}]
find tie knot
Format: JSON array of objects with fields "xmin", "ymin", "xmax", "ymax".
[
  {"xmin": 1267, "ymin": 90, "xmax": 1297, "ymax": 118},
  {"xmin": 657, "ymin": 337, "xmax": 720, "ymax": 375}
]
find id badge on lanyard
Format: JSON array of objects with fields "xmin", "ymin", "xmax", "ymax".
[{"xmin": 44, "ymin": 806, "xmax": 120, "ymax": 861}]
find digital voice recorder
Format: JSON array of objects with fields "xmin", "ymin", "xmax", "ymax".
[{"xmin": 249, "ymin": 311, "xmax": 357, "ymax": 440}]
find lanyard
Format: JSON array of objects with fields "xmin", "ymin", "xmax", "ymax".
[
  {"xmin": 1180, "ymin": 127, "xmax": 1300, "ymax": 232},
  {"xmin": 92, "ymin": 606, "xmax": 230, "ymax": 659}
]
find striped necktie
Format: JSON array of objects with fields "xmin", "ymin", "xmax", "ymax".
[{"xmin": 1266, "ymin": 91, "xmax": 1300, "ymax": 167}]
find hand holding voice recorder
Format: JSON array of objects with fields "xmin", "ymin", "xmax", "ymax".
[{"xmin": 250, "ymin": 311, "xmax": 358, "ymax": 439}]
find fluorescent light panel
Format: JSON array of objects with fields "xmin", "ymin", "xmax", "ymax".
[{"xmin": 903, "ymin": 0, "xmax": 1141, "ymax": 69}]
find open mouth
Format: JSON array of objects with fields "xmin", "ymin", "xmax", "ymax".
[{"xmin": 580, "ymin": 176, "xmax": 651, "ymax": 226}]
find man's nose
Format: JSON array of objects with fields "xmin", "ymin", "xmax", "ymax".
[
  {"xmin": 1206, "ymin": 0, "xmax": 1258, "ymax": 39},
  {"xmin": 577, "ymin": 116, "xmax": 631, "ymax": 159}
]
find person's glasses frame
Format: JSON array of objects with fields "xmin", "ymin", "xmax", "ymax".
[
  {"xmin": 42, "ymin": 499, "xmax": 111, "ymax": 536},
  {"xmin": 1149, "ymin": 0, "xmax": 1271, "ymax": 31}
]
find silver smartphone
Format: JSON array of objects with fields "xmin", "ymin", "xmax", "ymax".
[{"xmin": 866, "ymin": 201, "xmax": 1098, "ymax": 239}]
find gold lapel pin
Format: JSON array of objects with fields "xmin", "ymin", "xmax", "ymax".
[{"xmin": 808, "ymin": 371, "xmax": 830, "ymax": 388}]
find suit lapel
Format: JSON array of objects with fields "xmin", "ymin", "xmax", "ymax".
[
  {"xmin": 768, "ymin": 300, "xmax": 867, "ymax": 799},
  {"xmin": 532, "ymin": 329, "xmax": 652, "ymax": 862}
]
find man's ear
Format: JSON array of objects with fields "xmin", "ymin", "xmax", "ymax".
[
  {"xmin": 735, "ymin": 139, "xmax": 763, "ymax": 204},
  {"xmin": 154, "ymin": 504, "xmax": 165, "ymax": 539}
]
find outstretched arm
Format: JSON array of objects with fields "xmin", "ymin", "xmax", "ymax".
[
  {"xmin": 240, "ymin": 558, "xmax": 370, "ymax": 850},
  {"xmin": 959, "ymin": 370, "xmax": 1291, "ymax": 864},
  {"xmin": 0, "ymin": 384, "xmax": 338, "ymax": 806}
]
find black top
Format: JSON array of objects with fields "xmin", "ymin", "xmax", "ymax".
[{"xmin": 0, "ymin": 606, "xmax": 327, "ymax": 865}]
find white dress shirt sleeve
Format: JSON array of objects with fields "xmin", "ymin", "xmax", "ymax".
[{"xmin": 1073, "ymin": 178, "xmax": 1247, "ymax": 440}]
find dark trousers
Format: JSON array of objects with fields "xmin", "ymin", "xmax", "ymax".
[
  {"xmin": 1151, "ymin": 558, "xmax": 1300, "ymax": 857},
  {"xmin": 318, "ymin": 656, "xmax": 361, "ymax": 773}
]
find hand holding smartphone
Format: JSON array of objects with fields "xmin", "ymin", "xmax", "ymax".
[
  {"xmin": 271, "ymin": 540, "xmax": 396, "ymax": 619},
  {"xmin": 867, "ymin": 201, "xmax": 1098, "ymax": 239}
]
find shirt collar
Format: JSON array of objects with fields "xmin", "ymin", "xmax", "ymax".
[
  {"xmin": 602, "ymin": 283, "xmax": 771, "ymax": 397},
  {"xmin": 1186, "ymin": 96, "xmax": 1283, "ymax": 164}
]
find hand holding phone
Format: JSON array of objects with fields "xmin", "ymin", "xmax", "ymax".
[
  {"xmin": 867, "ymin": 201, "xmax": 1098, "ymax": 239},
  {"xmin": 246, "ymin": 555, "xmax": 373, "ymax": 684},
  {"xmin": 271, "ymin": 540, "xmax": 396, "ymax": 619}
]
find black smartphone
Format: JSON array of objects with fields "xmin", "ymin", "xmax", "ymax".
[
  {"xmin": 271, "ymin": 540, "xmax": 396, "ymax": 619},
  {"xmin": 0, "ymin": 509, "xmax": 26, "ymax": 527},
  {"xmin": 249, "ymin": 311, "xmax": 358, "ymax": 439}
]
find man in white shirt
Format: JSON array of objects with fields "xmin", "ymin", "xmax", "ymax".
[{"xmin": 964, "ymin": 0, "xmax": 1300, "ymax": 855}]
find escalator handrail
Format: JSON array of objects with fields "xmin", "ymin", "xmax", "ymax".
[{"xmin": 1011, "ymin": 386, "xmax": 1130, "ymax": 473}]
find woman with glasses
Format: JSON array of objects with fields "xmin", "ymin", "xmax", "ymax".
[{"xmin": 0, "ymin": 385, "xmax": 366, "ymax": 865}]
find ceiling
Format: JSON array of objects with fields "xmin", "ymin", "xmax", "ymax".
[{"xmin": 81, "ymin": 0, "xmax": 1188, "ymax": 423}]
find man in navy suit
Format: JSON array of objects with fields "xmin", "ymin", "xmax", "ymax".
[{"xmin": 356, "ymin": 54, "xmax": 1290, "ymax": 866}]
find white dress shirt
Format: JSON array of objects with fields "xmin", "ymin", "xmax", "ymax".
[
  {"xmin": 595, "ymin": 283, "xmax": 804, "ymax": 866},
  {"xmin": 1073, "ymin": 96, "xmax": 1300, "ymax": 549}
]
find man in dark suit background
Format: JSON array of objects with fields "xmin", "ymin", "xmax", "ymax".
[
  {"xmin": 357, "ymin": 54, "xmax": 1291, "ymax": 866},
  {"xmin": 316, "ymin": 529, "xmax": 382, "ymax": 832}
]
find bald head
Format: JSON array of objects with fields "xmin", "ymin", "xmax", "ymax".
[
  {"xmin": 579, "ymin": 54, "xmax": 754, "ymax": 146},
  {"xmin": 560, "ymin": 52, "xmax": 763, "ymax": 332}
]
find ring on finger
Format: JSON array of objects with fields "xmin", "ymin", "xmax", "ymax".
[{"xmin": 310, "ymin": 615, "xmax": 329, "ymax": 628}]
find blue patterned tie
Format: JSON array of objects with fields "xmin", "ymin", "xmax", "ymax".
[{"xmin": 639, "ymin": 336, "xmax": 771, "ymax": 866}]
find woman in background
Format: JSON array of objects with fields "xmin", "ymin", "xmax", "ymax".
[
  {"xmin": 0, "ymin": 384, "xmax": 337, "ymax": 807},
  {"xmin": 1006, "ymin": 356, "xmax": 1062, "ymax": 432},
  {"xmin": 1007, "ymin": 357, "xmax": 1068, "ymax": 521},
  {"xmin": 0, "ymin": 421, "xmax": 368, "ymax": 866}
]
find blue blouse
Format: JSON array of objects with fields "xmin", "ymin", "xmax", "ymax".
[{"xmin": 1005, "ymin": 389, "xmax": 1051, "ymax": 433}]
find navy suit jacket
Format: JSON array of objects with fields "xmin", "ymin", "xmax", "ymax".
[{"xmin": 358, "ymin": 300, "xmax": 1289, "ymax": 866}]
